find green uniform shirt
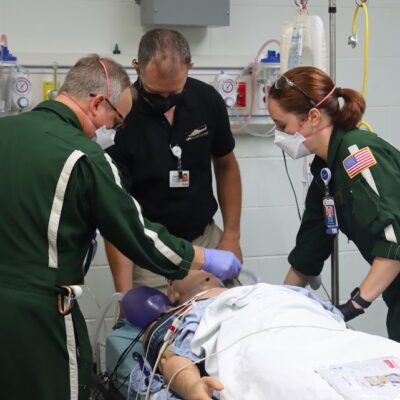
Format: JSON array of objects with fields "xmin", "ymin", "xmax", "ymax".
[
  {"xmin": 0, "ymin": 100, "xmax": 195, "ymax": 400},
  {"xmin": 289, "ymin": 126, "xmax": 400, "ymax": 274},
  {"xmin": 288, "ymin": 126, "xmax": 400, "ymax": 340},
  {"xmin": 0, "ymin": 100, "xmax": 194, "ymax": 287}
]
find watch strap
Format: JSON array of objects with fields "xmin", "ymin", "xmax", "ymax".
[{"xmin": 350, "ymin": 287, "xmax": 371, "ymax": 309}]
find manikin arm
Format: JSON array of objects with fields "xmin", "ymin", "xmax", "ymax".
[{"xmin": 159, "ymin": 349, "xmax": 223, "ymax": 400}]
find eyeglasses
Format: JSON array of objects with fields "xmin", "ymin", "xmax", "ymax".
[
  {"xmin": 104, "ymin": 98, "xmax": 126, "ymax": 130},
  {"xmin": 274, "ymin": 75, "xmax": 317, "ymax": 108},
  {"xmin": 90, "ymin": 94, "xmax": 126, "ymax": 131}
]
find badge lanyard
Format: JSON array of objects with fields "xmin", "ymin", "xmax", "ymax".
[
  {"xmin": 169, "ymin": 144, "xmax": 190, "ymax": 188},
  {"xmin": 320, "ymin": 168, "xmax": 339, "ymax": 235}
]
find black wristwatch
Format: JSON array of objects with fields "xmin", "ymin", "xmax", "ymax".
[{"xmin": 350, "ymin": 287, "xmax": 372, "ymax": 309}]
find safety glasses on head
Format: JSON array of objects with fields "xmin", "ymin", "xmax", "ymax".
[{"xmin": 274, "ymin": 74, "xmax": 317, "ymax": 108}]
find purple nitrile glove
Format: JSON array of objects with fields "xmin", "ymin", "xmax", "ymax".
[{"xmin": 201, "ymin": 248, "xmax": 241, "ymax": 281}]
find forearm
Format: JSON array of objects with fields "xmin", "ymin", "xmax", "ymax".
[
  {"xmin": 357, "ymin": 257, "xmax": 400, "ymax": 303},
  {"xmin": 159, "ymin": 351, "xmax": 201, "ymax": 399},
  {"xmin": 105, "ymin": 240, "xmax": 133, "ymax": 293},
  {"xmin": 284, "ymin": 267, "xmax": 310, "ymax": 287},
  {"xmin": 214, "ymin": 154, "xmax": 242, "ymax": 241}
]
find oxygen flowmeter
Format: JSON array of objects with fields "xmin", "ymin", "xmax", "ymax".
[
  {"xmin": 10, "ymin": 70, "xmax": 32, "ymax": 111},
  {"xmin": 0, "ymin": 34, "xmax": 32, "ymax": 115},
  {"xmin": 214, "ymin": 72, "xmax": 238, "ymax": 108}
]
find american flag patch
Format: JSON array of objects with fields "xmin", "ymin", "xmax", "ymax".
[{"xmin": 343, "ymin": 146, "xmax": 377, "ymax": 178}]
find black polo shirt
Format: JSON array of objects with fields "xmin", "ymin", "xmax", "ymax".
[{"xmin": 107, "ymin": 77, "xmax": 235, "ymax": 240}]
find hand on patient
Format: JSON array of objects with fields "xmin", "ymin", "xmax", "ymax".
[
  {"xmin": 187, "ymin": 376, "xmax": 224, "ymax": 400},
  {"xmin": 202, "ymin": 248, "xmax": 241, "ymax": 281},
  {"xmin": 337, "ymin": 299, "xmax": 365, "ymax": 322}
]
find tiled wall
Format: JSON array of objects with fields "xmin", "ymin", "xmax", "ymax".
[{"xmin": 2, "ymin": 0, "xmax": 400, "ymax": 341}]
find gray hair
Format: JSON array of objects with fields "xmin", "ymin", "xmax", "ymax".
[
  {"xmin": 138, "ymin": 29, "xmax": 192, "ymax": 70},
  {"xmin": 60, "ymin": 54, "xmax": 131, "ymax": 104}
]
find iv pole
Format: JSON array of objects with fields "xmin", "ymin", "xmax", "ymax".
[
  {"xmin": 328, "ymin": 0, "xmax": 339, "ymax": 306},
  {"xmin": 292, "ymin": 0, "xmax": 339, "ymax": 305}
]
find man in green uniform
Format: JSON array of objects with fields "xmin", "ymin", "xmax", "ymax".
[{"xmin": 0, "ymin": 55, "xmax": 240, "ymax": 400}]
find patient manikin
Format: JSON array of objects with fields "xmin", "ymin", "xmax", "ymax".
[
  {"xmin": 125, "ymin": 271, "xmax": 228, "ymax": 400},
  {"xmin": 126, "ymin": 276, "xmax": 400, "ymax": 400},
  {"xmin": 126, "ymin": 273, "xmax": 352, "ymax": 400}
]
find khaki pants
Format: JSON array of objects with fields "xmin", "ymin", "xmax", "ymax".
[{"xmin": 133, "ymin": 221, "xmax": 223, "ymax": 293}]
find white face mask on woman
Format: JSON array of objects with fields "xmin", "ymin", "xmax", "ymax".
[
  {"xmin": 92, "ymin": 125, "xmax": 116, "ymax": 150},
  {"xmin": 274, "ymin": 129, "xmax": 311, "ymax": 159}
]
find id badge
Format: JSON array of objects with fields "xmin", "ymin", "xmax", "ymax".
[
  {"xmin": 169, "ymin": 170, "xmax": 190, "ymax": 188},
  {"xmin": 323, "ymin": 196, "xmax": 339, "ymax": 235}
]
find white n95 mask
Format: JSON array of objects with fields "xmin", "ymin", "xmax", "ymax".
[
  {"xmin": 274, "ymin": 129, "xmax": 311, "ymax": 159},
  {"xmin": 93, "ymin": 126, "xmax": 116, "ymax": 150}
]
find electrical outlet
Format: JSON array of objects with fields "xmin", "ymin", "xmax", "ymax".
[{"xmin": 43, "ymin": 81, "xmax": 59, "ymax": 101}]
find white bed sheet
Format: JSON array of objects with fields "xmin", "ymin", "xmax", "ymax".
[{"xmin": 191, "ymin": 283, "xmax": 400, "ymax": 400}]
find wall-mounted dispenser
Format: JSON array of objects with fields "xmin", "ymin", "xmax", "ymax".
[{"xmin": 135, "ymin": 0, "xmax": 230, "ymax": 26}]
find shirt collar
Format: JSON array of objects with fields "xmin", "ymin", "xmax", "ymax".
[
  {"xmin": 33, "ymin": 100, "xmax": 82, "ymax": 130},
  {"xmin": 310, "ymin": 125, "xmax": 346, "ymax": 179},
  {"xmin": 327, "ymin": 125, "xmax": 346, "ymax": 169}
]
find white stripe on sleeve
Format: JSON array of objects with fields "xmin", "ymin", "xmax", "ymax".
[{"xmin": 48, "ymin": 150, "xmax": 85, "ymax": 268}]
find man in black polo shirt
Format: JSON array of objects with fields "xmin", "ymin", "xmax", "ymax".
[{"xmin": 106, "ymin": 29, "xmax": 242, "ymax": 294}]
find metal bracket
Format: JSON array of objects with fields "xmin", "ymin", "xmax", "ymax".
[
  {"xmin": 348, "ymin": 33, "xmax": 358, "ymax": 48},
  {"xmin": 294, "ymin": 0, "xmax": 308, "ymax": 6}
]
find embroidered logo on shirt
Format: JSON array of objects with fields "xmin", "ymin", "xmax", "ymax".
[
  {"xmin": 186, "ymin": 125, "xmax": 208, "ymax": 141},
  {"xmin": 343, "ymin": 146, "xmax": 377, "ymax": 178}
]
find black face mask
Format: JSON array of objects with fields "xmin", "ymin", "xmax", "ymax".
[{"xmin": 137, "ymin": 80, "xmax": 184, "ymax": 114}]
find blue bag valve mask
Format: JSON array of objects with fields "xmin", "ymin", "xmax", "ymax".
[{"xmin": 122, "ymin": 286, "xmax": 172, "ymax": 328}]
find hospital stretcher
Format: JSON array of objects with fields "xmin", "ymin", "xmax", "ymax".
[
  {"xmin": 91, "ymin": 284, "xmax": 400, "ymax": 400},
  {"xmin": 89, "ymin": 290, "xmax": 145, "ymax": 400}
]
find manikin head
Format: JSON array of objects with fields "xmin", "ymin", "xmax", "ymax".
[{"xmin": 167, "ymin": 270, "xmax": 223, "ymax": 305}]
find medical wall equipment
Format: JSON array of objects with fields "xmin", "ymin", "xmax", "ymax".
[
  {"xmin": 0, "ymin": 34, "xmax": 32, "ymax": 116},
  {"xmin": 43, "ymin": 62, "xmax": 60, "ymax": 101},
  {"xmin": 214, "ymin": 72, "xmax": 238, "ymax": 109},
  {"xmin": 280, "ymin": 1, "xmax": 327, "ymax": 73},
  {"xmin": 227, "ymin": 41, "xmax": 280, "ymax": 136},
  {"xmin": 135, "ymin": 0, "xmax": 230, "ymax": 27}
]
